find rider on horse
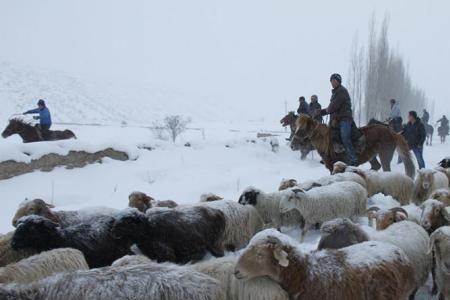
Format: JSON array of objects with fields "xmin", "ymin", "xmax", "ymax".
[
  {"xmin": 318, "ymin": 73, "xmax": 358, "ymax": 166},
  {"xmin": 309, "ymin": 95, "xmax": 323, "ymax": 123},
  {"xmin": 422, "ymin": 109, "xmax": 430, "ymax": 125},
  {"xmin": 297, "ymin": 96, "xmax": 310, "ymax": 115},
  {"xmin": 437, "ymin": 115, "xmax": 449, "ymax": 142},
  {"xmin": 23, "ymin": 99, "xmax": 52, "ymax": 141},
  {"xmin": 388, "ymin": 99, "xmax": 402, "ymax": 133}
]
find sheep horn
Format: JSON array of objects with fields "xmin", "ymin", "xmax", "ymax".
[{"xmin": 389, "ymin": 207, "xmax": 408, "ymax": 220}]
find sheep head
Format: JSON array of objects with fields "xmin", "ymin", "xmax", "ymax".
[
  {"xmin": 279, "ymin": 189, "xmax": 305, "ymax": 214},
  {"xmin": 332, "ymin": 161, "xmax": 348, "ymax": 175},
  {"xmin": 318, "ymin": 218, "xmax": 369, "ymax": 250},
  {"xmin": 235, "ymin": 230, "xmax": 290, "ymax": 282},
  {"xmin": 12, "ymin": 199, "xmax": 56, "ymax": 227},
  {"xmin": 429, "ymin": 227, "xmax": 450, "ymax": 275},
  {"xmin": 417, "ymin": 169, "xmax": 436, "ymax": 190},
  {"xmin": 238, "ymin": 187, "xmax": 261, "ymax": 205},
  {"xmin": 128, "ymin": 192, "xmax": 154, "ymax": 213},
  {"xmin": 420, "ymin": 199, "xmax": 450, "ymax": 234},
  {"xmin": 431, "ymin": 189, "xmax": 450, "ymax": 205},
  {"xmin": 278, "ymin": 179, "xmax": 298, "ymax": 191},
  {"xmin": 367, "ymin": 206, "xmax": 408, "ymax": 230},
  {"xmin": 199, "ymin": 193, "xmax": 223, "ymax": 202},
  {"xmin": 11, "ymin": 216, "xmax": 61, "ymax": 251}
]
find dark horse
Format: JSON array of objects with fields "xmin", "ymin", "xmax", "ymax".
[
  {"xmin": 280, "ymin": 112, "xmax": 314, "ymax": 160},
  {"xmin": 2, "ymin": 118, "xmax": 76, "ymax": 143},
  {"xmin": 425, "ymin": 124, "xmax": 434, "ymax": 146},
  {"xmin": 292, "ymin": 115, "xmax": 415, "ymax": 178}
]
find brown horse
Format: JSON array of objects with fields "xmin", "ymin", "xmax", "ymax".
[
  {"xmin": 292, "ymin": 115, "xmax": 415, "ymax": 178},
  {"xmin": 2, "ymin": 118, "xmax": 76, "ymax": 143},
  {"xmin": 280, "ymin": 112, "xmax": 314, "ymax": 160}
]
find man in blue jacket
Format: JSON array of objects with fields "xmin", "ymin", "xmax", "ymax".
[{"xmin": 23, "ymin": 99, "xmax": 52, "ymax": 140}]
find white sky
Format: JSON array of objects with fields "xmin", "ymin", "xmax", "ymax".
[{"xmin": 0, "ymin": 0, "xmax": 448, "ymax": 118}]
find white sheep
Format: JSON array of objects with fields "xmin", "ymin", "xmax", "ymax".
[
  {"xmin": 0, "ymin": 231, "xmax": 36, "ymax": 267},
  {"xmin": 238, "ymin": 188, "xmax": 304, "ymax": 231},
  {"xmin": 414, "ymin": 168, "xmax": 449, "ymax": 205},
  {"xmin": 370, "ymin": 221, "xmax": 431, "ymax": 298},
  {"xmin": 111, "ymin": 255, "xmax": 152, "ymax": 267},
  {"xmin": 279, "ymin": 181, "xmax": 367, "ymax": 240},
  {"xmin": 429, "ymin": 226, "xmax": 450, "ymax": 300},
  {"xmin": 0, "ymin": 261, "xmax": 225, "ymax": 300},
  {"xmin": 333, "ymin": 161, "xmax": 414, "ymax": 205},
  {"xmin": 200, "ymin": 193, "xmax": 224, "ymax": 202},
  {"xmin": 193, "ymin": 255, "xmax": 288, "ymax": 300},
  {"xmin": 0, "ymin": 248, "xmax": 89, "ymax": 284},
  {"xmin": 198, "ymin": 200, "xmax": 264, "ymax": 251},
  {"xmin": 296, "ymin": 171, "xmax": 367, "ymax": 191}
]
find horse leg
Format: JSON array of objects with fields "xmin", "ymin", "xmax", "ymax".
[
  {"xmin": 379, "ymin": 148, "xmax": 394, "ymax": 172},
  {"xmin": 369, "ymin": 157, "xmax": 381, "ymax": 171}
]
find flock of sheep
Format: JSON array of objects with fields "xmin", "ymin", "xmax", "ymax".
[{"xmin": 1, "ymin": 157, "xmax": 450, "ymax": 300}]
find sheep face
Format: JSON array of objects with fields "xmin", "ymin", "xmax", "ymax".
[
  {"xmin": 238, "ymin": 188, "xmax": 260, "ymax": 206},
  {"xmin": 430, "ymin": 229, "xmax": 450, "ymax": 274},
  {"xmin": 278, "ymin": 179, "xmax": 298, "ymax": 191},
  {"xmin": 128, "ymin": 192, "xmax": 153, "ymax": 213},
  {"xmin": 235, "ymin": 236, "xmax": 288, "ymax": 282},
  {"xmin": 11, "ymin": 216, "xmax": 61, "ymax": 251},
  {"xmin": 111, "ymin": 210, "xmax": 147, "ymax": 241},
  {"xmin": 279, "ymin": 189, "xmax": 305, "ymax": 214},
  {"xmin": 12, "ymin": 199, "xmax": 56, "ymax": 227},
  {"xmin": 420, "ymin": 200, "xmax": 450, "ymax": 234},
  {"xmin": 332, "ymin": 161, "xmax": 347, "ymax": 175},
  {"xmin": 418, "ymin": 169, "xmax": 436, "ymax": 190}
]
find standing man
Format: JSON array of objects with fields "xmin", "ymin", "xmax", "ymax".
[
  {"xmin": 23, "ymin": 99, "xmax": 52, "ymax": 140},
  {"xmin": 422, "ymin": 109, "xmax": 430, "ymax": 125},
  {"xmin": 297, "ymin": 96, "xmax": 309, "ymax": 115},
  {"xmin": 389, "ymin": 99, "xmax": 402, "ymax": 132},
  {"xmin": 320, "ymin": 73, "xmax": 358, "ymax": 166},
  {"xmin": 309, "ymin": 95, "xmax": 323, "ymax": 123},
  {"xmin": 402, "ymin": 111, "xmax": 426, "ymax": 169}
]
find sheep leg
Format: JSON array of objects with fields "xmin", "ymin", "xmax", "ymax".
[
  {"xmin": 300, "ymin": 223, "xmax": 309, "ymax": 243},
  {"xmin": 369, "ymin": 157, "xmax": 381, "ymax": 171},
  {"xmin": 432, "ymin": 252, "xmax": 438, "ymax": 295}
]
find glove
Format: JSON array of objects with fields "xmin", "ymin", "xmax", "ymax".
[{"xmin": 33, "ymin": 116, "xmax": 39, "ymax": 120}]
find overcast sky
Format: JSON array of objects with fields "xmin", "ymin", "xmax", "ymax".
[{"xmin": 0, "ymin": 0, "xmax": 448, "ymax": 118}]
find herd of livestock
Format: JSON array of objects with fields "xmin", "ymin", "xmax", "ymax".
[{"xmin": 1, "ymin": 158, "xmax": 450, "ymax": 300}]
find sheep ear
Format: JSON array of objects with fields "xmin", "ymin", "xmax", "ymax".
[{"xmin": 273, "ymin": 247, "xmax": 289, "ymax": 267}]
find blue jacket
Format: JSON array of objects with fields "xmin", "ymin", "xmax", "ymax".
[{"xmin": 24, "ymin": 107, "xmax": 52, "ymax": 126}]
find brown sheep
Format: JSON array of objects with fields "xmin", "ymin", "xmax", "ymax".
[
  {"xmin": 234, "ymin": 229, "xmax": 415, "ymax": 300},
  {"xmin": 367, "ymin": 206, "xmax": 409, "ymax": 230},
  {"xmin": 199, "ymin": 193, "xmax": 224, "ymax": 202},
  {"xmin": 278, "ymin": 179, "xmax": 298, "ymax": 191},
  {"xmin": 128, "ymin": 192, "xmax": 178, "ymax": 213},
  {"xmin": 419, "ymin": 199, "xmax": 450, "ymax": 234},
  {"xmin": 431, "ymin": 188, "xmax": 450, "ymax": 206}
]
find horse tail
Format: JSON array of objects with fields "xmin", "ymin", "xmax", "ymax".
[{"xmin": 394, "ymin": 133, "xmax": 415, "ymax": 179}]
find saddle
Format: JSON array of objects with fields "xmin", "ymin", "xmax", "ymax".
[{"xmin": 330, "ymin": 121, "xmax": 365, "ymax": 154}]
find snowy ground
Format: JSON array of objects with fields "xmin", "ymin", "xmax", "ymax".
[{"xmin": 0, "ymin": 120, "xmax": 449, "ymax": 299}]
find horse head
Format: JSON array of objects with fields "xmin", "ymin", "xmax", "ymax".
[
  {"xmin": 280, "ymin": 111, "xmax": 297, "ymax": 127},
  {"xmin": 2, "ymin": 118, "xmax": 31, "ymax": 138},
  {"xmin": 290, "ymin": 114, "xmax": 316, "ymax": 150}
]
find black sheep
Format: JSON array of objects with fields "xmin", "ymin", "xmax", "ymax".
[
  {"xmin": 12, "ymin": 215, "xmax": 132, "ymax": 268},
  {"xmin": 111, "ymin": 207, "xmax": 226, "ymax": 264}
]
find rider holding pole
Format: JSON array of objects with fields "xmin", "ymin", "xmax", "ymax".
[{"xmin": 23, "ymin": 99, "xmax": 52, "ymax": 140}]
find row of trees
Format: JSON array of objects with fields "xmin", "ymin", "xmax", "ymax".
[{"xmin": 347, "ymin": 15, "xmax": 431, "ymax": 126}]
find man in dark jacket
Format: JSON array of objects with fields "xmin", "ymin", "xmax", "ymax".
[
  {"xmin": 23, "ymin": 99, "xmax": 52, "ymax": 140},
  {"xmin": 402, "ymin": 111, "xmax": 426, "ymax": 169},
  {"xmin": 309, "ymin": 95, "xmax": 323, "ymax": 123},
  {"xmin": 297, "ymin": 96, "xmax": 309, "ymax": 115},
  {"xmin": 320, "ymin": 73, "xmax": 357, "ymax": 165}
]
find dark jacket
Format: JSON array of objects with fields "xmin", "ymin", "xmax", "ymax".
[
  {"xmin": 297, "ymin": 101, "xmax": 310, "ymax": 115},
  {"xmin": 24, "ymin": 107, "xmax": 52, "ymax": 126},
  {"xmin": 402, "ymin": 118, "xmax": 426, "ymax": 148},
  {"xmin": 309, "ymin": 101, "xmax": 323, "ymax": 122},
  {"xmin": 321, "ymin": 85, "xmax": 353, "ymax": 123}
]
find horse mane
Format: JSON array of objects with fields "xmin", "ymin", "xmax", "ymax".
[
  {"xmin": 296, "ymin": 115, "xmax": 332, "ymax": 155},
  {"xmin": 9, "ymin": 118, "xmax": 34, "ymax": 127}
]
